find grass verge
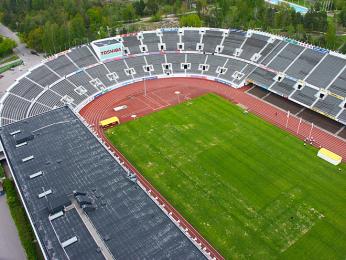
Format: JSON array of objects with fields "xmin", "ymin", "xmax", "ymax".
[
  {"xmin": 3, "ymin": 179, "xmax": 41, "ymax": 260},
  {"xmin": 0, "ymin": 54, "xmax": 19, "ymax": 65},
  {"xmin": 0, "ymin": 59, "xmax": 23, "ymax": 74}
]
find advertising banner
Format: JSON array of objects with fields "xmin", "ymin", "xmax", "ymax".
[{"xmin": 97, "ymin": 43, "xmax": 123, "ymax": 61}]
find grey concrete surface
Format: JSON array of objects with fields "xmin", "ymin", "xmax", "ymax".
[
  {"xmin": 0, "ymin": 195, "xmax": 26, "ymax": 260},
  {"xmin": 0, "ymin": 23, "xmax": 43, "ymax": 96}
]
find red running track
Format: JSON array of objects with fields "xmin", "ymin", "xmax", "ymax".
[{"xmin": 80, "ymin": 77, "xmax": 346, "ymax": 259}]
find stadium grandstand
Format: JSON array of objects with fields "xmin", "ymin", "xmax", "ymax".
[
  {"xmin": 0, "ymin": 27, "xmax": 345, "ymax": 128},
  {"xmin": 1, "ymin": 27, "xmax": 346, "ymax": 260}
]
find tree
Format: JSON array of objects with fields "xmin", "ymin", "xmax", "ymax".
[
  {"xmin": 133, "ymin": 0, "xmax": 145, "ymax": 16},
  {"xmin": 0, "ymin": 36, "xmax": 17, "ymax": 57},
  {"xmin": 146, "ymin": 0, "xmax": 159, "ymax": 15},
  {"xmin": 325, "ymin": 21, "xmax": 337, "ymax": 49},
  {"xmin": 87, "ymin": 7, "xmax": 102, "ymax": 35},
  {"xmin": 179, "ymin": 14, "xmax": 202, "ymax": 27},
  {"xmin": 196, "ymin": 0, "xmax": 207, "ymax": 16},
  {"xmin": 122, "ymin": 4, "xmax": 136, "ymax": 22},
  {"xmin": 69, "ymin": 14, "xmax": 86, "ymax": 41},
  {"xmin": 26, "ymin": 27, "xmax": 43, "ymax": 51},
  {"xmin": 287, "ymin": 24, "xmax": 295, "ymax": 36},
  {"xmin": 339, "ymin": 5, "xmax": 346, "ymax": 27}
]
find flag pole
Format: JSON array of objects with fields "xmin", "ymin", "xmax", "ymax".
[
  {"xmin": 297, "ymin": 117, "xmax": 302, "ymax": 134},
  {"xmin": 308, "ymin": 122, "xmax": 314, "ymax": 139}
]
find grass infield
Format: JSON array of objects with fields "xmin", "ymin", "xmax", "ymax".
[{"xmin": 106, "ymin": 93, "xmax": 346, "ymax": 259}]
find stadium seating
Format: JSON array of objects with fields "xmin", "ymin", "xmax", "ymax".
[{"xmin": 1, "ymin": 27, "xmax": 346, "ymax": 126}]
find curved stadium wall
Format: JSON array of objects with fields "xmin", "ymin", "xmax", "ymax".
[{"xmin": 1, "ymin": 27, "xmax": 346, "ymax": 126}]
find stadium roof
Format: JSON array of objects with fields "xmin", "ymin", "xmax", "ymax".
[{"xmin": 0, "ymin": 106, "xmax": 205, "ymax": 260}]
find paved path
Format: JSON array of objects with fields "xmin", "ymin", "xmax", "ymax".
[
  {"xmin": 0, "ymin": 23, "xmax": 43, "ymax": 96},
  {"xmin": 0, "ymin": 195, "xmax": 26, "ymax": 260}
]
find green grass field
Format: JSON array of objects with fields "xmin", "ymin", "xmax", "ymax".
[{"xmin": 106, "ymin": 94, "xmax": 346, "ymax": 259}]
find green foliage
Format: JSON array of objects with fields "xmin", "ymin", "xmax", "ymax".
[
  {"xmin": 106, "ymin": 94, "xmax": 346, "ymax": 259},
  {"xmin": 3, "ymin": 179, "xmax": 40, "ymax": 260},
  {"xmin": 0, "ymin": 54, "xmax": 19, "ymax": 65},
  {"xmin": 0, "ymin": 36, "xmax": 16, "ymax": 58},
  {"xmin": 339, "ymin": 5, "xmax": 346, "ymax": 27},
  {"xmin": 0, "ymin": 0, "xmax": 146, "ymax": 53},
  {"xmin": 325, "ymin": 20, "xmax": 337, "ymax": 49},
  {"xmin": 150, "ymin": 12, "xmax": 162, "ymax": 22},
  {"xmin": 179, "ymin": 13, "xmax": 202, "ymax": 27},
  {"xmin": 146, "ymin": 0, "xmax": 160, "ymax": 15},
  {"xmin": 122, "ymin": 4, "xmax": 136, "ymax": 22},
  {"xmin": 0, "ymin": 59, "xmax": 23, "ymax": 74},
  {"xmin": 340, "ymin": 42, "xmax": 346, "ymax": 53},
  {"xmin": 133, "ymin": 0, "xmax": 145, "ymax": 17},
  {"xmin": 0, "ymin": 0, "xmax": 345, "ymax": 53},
  {"xmin": 0, "ymin": 163, "xmax": 4, "ymax": 178}
]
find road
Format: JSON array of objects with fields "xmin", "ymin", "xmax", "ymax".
[
  {"xmin": 0, "ymin": 23, "xmax": 43, "ymax": 96},
  {"xmin": 0, "ymin": 195, "xmax": 26, "ymax": 260}
]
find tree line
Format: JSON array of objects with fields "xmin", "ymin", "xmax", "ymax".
[{"xmin": 1, "ymin": 0, "xmax": 346, "ymax": 54}]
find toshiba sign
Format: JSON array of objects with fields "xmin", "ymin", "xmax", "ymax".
[
  {"xmin": 100, "ymin": 47, "xmax": 122, "ymax": 56},
  {"xmin": 92, "ymin": 42, "xmax": 123, "ymax": 61}
]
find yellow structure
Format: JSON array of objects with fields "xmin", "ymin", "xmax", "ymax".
[
  {"xmin": 99, "ymin": 117, "xmax": 120, "ymax": 128},
  {"xmin": 317, "ymin": 148, "xmax": 342, "ymax": 165}
]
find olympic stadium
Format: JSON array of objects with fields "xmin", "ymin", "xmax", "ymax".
[{"xmin": 0, "ymin": 27, "xmax": 345, "ymax": 259}]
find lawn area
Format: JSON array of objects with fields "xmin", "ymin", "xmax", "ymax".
[{"xmin": 106, "ymin": 93, "xmax": 346, "ymax": 259}]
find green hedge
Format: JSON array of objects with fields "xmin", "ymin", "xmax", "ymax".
[
  {"xmin": 0, "ymin": 164, "xmax": 4, "ymax": 178},
  {"xmin": 0, "ymin": 59, "xmax": 23, "ymax": 74},
  {"xmin": 3, "ymin": 179, "xmax": 40, "ymax": 260}
]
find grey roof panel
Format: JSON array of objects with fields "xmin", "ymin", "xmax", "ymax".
[
  {"xmin": 286, "ymin": 48, "xmax": 324, "ymax": 80},
  {"xmin": 290, "ymin": 86, "xmax": 318, "ymax": 107},
  {"xmin": 337, "ymin": 110, "xmax": 346, "ymax": 124},
  {"xmin": 306, "ymin": 55, "xmax": 346, "ymax": 89},
  {"xmin": 328, "ymin": 69, "xmax": 346, "ymax": 98},
  {"xmin": 247, "ymin": 67, "xmax": 276, "ymax": 89},
  {"xmin": 312, "ymin": 95, "xmax": 343, "ymax": 117},
  {"xmin": 267, "ymin": 44, "xmax": 305, "ymax": 72},
  {"xmin": 270, "ymin": 77, "xmax": 296, "ymax": 97}
]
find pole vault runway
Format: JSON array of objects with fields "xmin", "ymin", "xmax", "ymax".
[{"xmin": 79, "ymin": 77, "xmax": 346, "ymax": 259}]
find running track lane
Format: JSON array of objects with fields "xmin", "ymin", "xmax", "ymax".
[
  {"xmin": 80, "ymin": 77, "xmax": 346, "ymax": 260},
  {"xmin": 81, "ymin": 78, "xmax": 346, "ymax": 159}
]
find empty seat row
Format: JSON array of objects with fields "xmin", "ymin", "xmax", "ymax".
[{"xmin": 1, "ymin": 27, "xmax": 346, "ymax": 126}]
